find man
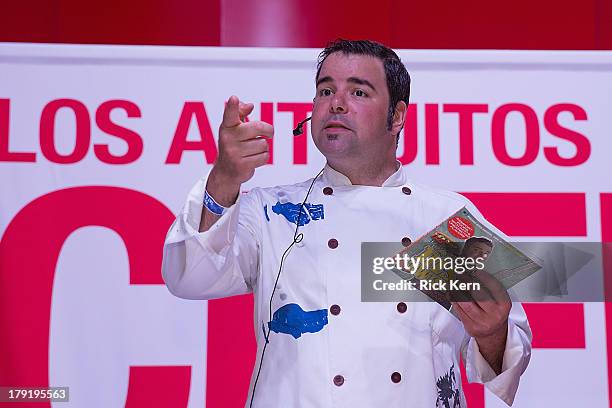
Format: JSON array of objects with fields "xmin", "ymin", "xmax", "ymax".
[
  {"xmin": 461, "ymin": 237, "xmax": 494, "ymax": 261},
  {"xmin": 162, "ymin": 39, "xmax": 531, "ymax": 407}
]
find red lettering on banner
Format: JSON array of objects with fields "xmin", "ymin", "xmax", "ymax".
[
  {"xmin": 544, "ymin": 103, "xmax": 590, "ymax": 166},
  {"xmin": 125, "ymin": 366, "xmax": 191, "ymax": 407},
  {"xmin": 0, "ymin": 187, "xmax": 190, "ymax": 406},
  {"xmin": 0, "ymin": 99, "xmax": 36, "ymax": 162},
  {"xmin": 599, "ymin": 193, "xmax": 612, "ymax": 408},
  {"xmin": 464, "ymin": 192, "xmax": 587, "ymax": 237},
  {"xmin": 425, "ymin": 103, "xmax": 440, "ymax": 165},
  {"xmin": 40, "ymin": 99, "xmax": 90, "ymax": 164},
  {"xmin": 277, "ymin": 102, "xmax": 313, "ymax": 164},
  {"xmin": 444, "ymin": 104, "xmax": 489, "ymax": 165},
  {"xmin": 522, "ymin": 303, "xmax": 585, "ymax": 348},
  {"xmin": 397, "ymin": 104, "xmax": 417, "ymax": 165},
  {"xmin": 94, "ymin": 100, "xmax": 143, "ymax": 164},
  {"xmin": 2, "ymin": 100, "xmax": 594, "ymax": 168},
  {"xmin": 491, "ymin": 103, "xmax": 540, "ymax": 166},
  {"xmin": 206, "ymin": 295, "xmax": 256, "ymax": 407},
  {"xmin": 166, "ymin": 102, "xmax": 218, "ymax": 164},
  {"xmin": 261, "ymin": 102, "xmax": 274, "ymax": 164}
]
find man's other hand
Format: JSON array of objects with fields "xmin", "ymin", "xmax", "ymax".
[{"xmin": 451, "ymin": 270, "xmax": 511, "ymax": 374}]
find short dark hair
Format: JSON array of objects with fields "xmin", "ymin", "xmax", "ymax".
[
  {"xmin": 316, "ymin": 39, "xmax": 411, "ymax": 139},
  {"xmin": 464, "ymin": 237, "xmax": 494, "ymax": 249}
]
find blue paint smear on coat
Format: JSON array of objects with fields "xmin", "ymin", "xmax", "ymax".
[
  {"xmin": 268, "ymin": 303, "xmax": 328, "ymax": 339},
  {"xmin": 263, "ymin": 205, "xmax": 270, "ymax": 222},
  {"xmin": 271, "ymin": 201, "xmax": 324, "ymax": 226}
]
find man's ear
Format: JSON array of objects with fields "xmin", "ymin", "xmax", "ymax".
[{"xmin": 391, "ymin": 101, "xmax": 408, "ymax": 135}]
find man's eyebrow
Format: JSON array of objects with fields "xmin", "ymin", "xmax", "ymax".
[
  {"xmin": 347, "ymin": 77, "xmax": 376, "ymax": 91},
  {"xmin": 316, "ymin": 76, "xmax": 377, "ymax": 92},
  {"xmin": 316, "ymin": 76, "xmax": 333, "ymax": 87}
]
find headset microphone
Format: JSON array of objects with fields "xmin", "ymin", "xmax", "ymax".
[{"xmin": 292, "ymin": 117, "xmax": 312, "ymax": 136}]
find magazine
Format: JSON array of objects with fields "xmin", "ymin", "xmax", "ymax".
[{"xmin": 391, "ymin": 207, "xmax": 542, "ymax": 310}]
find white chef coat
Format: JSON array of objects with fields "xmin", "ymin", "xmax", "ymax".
[{"xmin": 162, "ymin": 163, "xmax": 532, "ymax": 407}]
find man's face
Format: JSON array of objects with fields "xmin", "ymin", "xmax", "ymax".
[
  {"xmin": 311, "ymin": 53, "xmax": 393, "ymax": 161},
  {"xmin": 463, "ymin": 242, "xmax": 492, "ymax": 261}
]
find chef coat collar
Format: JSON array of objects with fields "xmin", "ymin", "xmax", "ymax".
[{"xmin": 321, "ymin": 160, "xmax": 407, "ymax": 187}]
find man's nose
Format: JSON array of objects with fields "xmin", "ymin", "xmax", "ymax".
[{"xmin": 330, "ymin": 93, "xmax": 347, "ymax": 113}]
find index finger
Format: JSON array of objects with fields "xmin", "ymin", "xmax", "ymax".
[{"xmin": 221, "ymin": 95, "xmax": 241, "ymax": 128}]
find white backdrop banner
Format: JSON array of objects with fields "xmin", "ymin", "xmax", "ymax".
[{"xmin": 1, "ymin": 43, "xmax": 611, "ymax": 407}]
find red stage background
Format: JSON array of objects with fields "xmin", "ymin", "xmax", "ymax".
[{"xmin": 2, "ymin": 0, "xmax": 612, "ymax": 50}]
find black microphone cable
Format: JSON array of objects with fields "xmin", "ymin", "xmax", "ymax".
[{"xmin": 249, "ymin": 118, "xmax": 321, "ymax": 407}]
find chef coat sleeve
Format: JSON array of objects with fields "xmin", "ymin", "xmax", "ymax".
[
  {"xmin": 161, "ymin": 173, "xmax": 261, "ymax": 300},
  {"xmin": 459, "ymin": 199, "xmax": 533, "ymax": 406},
  {"xmin": 461, "ymin": 303, "xmax": 531, "ymax": 406}
]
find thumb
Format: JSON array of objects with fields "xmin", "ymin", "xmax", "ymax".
[{"xmin": 221, "ymin": 95, "xmax": 241, "ymax": 128}]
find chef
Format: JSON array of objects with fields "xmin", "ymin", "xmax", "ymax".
[{"xmin": 162, "ymin": 39, "xmax": 531, "ymax": 407}]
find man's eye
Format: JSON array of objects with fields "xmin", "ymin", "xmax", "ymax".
[
  {"xmin": 319, "ymin": 88, "xmax": 332, "ymax": 96},
  {"xmin": 354, "ymin": 89, "xmax": 367, "ymax": 97}
]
